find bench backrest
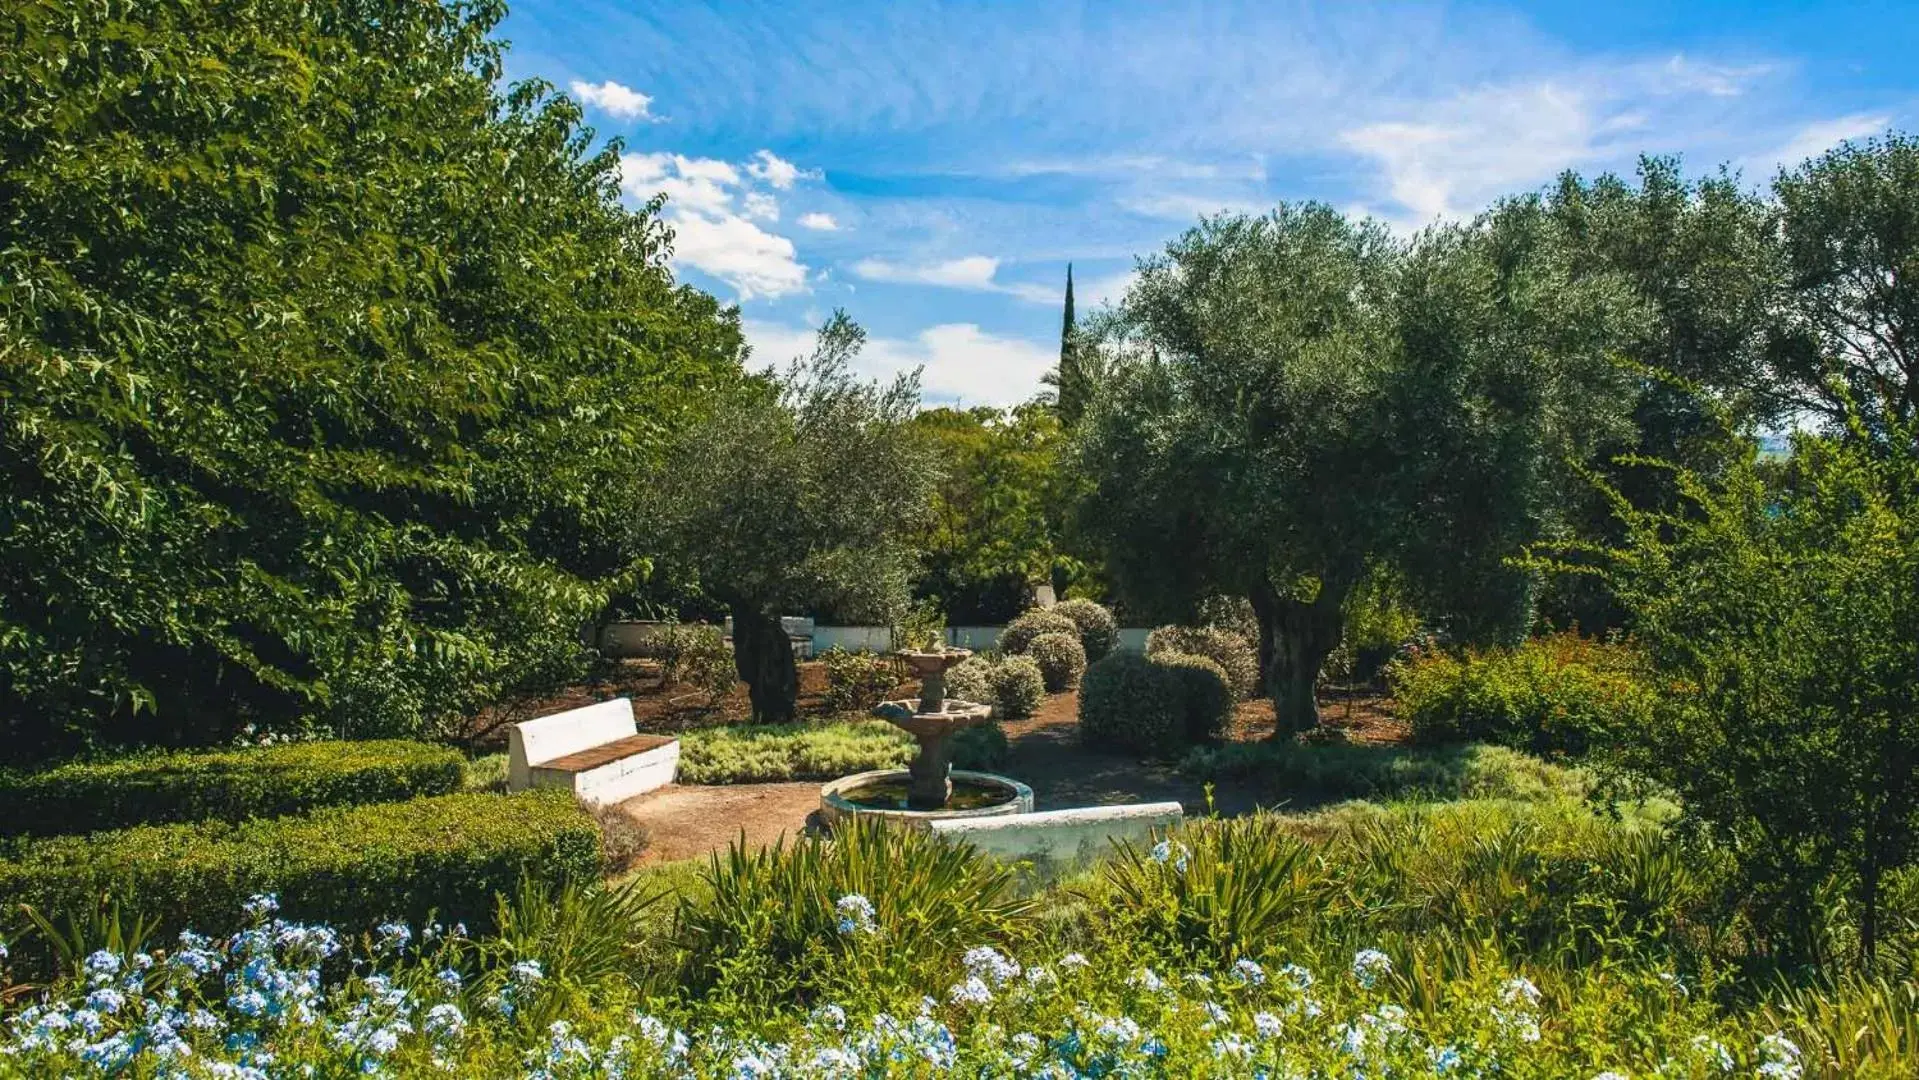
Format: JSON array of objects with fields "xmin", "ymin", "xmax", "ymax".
[{"xmin": 511, "ymin": 698, "xmax": 637, "ymax": 767}]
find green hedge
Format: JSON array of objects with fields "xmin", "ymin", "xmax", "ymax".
[
  {"xmin": 1390, "ymin": 632, "xmax": 1655, "ymax": 757},
  {"xmin": 0, "ymin": 740, "xmax": 465, "ymax": 838},
  {"xmin": 0, "ymin": 790, "xmax": 600, "ymax": 948}
]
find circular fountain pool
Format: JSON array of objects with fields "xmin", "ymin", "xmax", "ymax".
[{"xmin": 820, "ymin": 768, "xmax": 1033, "ymax": 826}]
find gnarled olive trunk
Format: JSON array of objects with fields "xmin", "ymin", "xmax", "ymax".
[
  {"xmin": 1255, "ymin": 583, "xmax": 1347, "ymax": 737},
  {"xmin": 729, "ymin": 604, "xmax": 798, "ymax": 724}
]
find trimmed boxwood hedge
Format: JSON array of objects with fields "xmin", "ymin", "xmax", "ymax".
[
  {"xmin": 0, "ymin": 740, "xmax": 464, "ymax": 837},
  {"xmin": 0, "ymin": 790, "xmax": 600, "ymax": 951}
]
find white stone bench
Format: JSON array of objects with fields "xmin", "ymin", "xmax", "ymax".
[
  {"xmin": 927, "ymin": 801, "xmax": 1184, "ymax": 866},
  {"xmin": 506, "ymin": 698, "xmax": 679, "ymax": 806}
]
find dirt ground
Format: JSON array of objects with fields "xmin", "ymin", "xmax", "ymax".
[{"xmin": 612, "ymin": 681, "xmax": 1407, "ymax": 865}]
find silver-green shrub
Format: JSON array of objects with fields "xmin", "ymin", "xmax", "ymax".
[
  {"xmin": 1052, "ymin": 598, "xmax": 1119, "ymax": 660},
  {"xmin": 1028, "ymin": 632, "xmax": 1087, "ymax": 692},
  {"xmin": 999, "ymin": 608, "xmax": 1079, "ymax": 655}
]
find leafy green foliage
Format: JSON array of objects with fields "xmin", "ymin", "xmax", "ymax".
[
  {"xmin": 1099, "ymin": 815, "xmax": 1317, "ymax": 964},
  {"xmin": 1770, "ymin": 133, "xmax": 1919, "ymax": 436},
  {"xmin": 1052, "ymin": 598, "xmax": 1119, "ymax": 661},
  {"xmin": 672, "ymin": 817, "xmax": 1031, "ymax": 1004},
  {"xmin": 676, "ymin": 720, "xmax": 912, "ymax": 784},
  {"xmin": 1079, "ymin": 203, "xmax": 1642, "ymax": 732},
  {"xmin": 1078, "ymin": 649, "xmax": 1220, "ymax": 756},
  {"xmin": 989, "ymin": 656, "xmax": 1047, "ymax": 720},
  {"xmin": 1594, "ymin": 425, "xmax": 1919, "ymax": 966},
  {"xmin": 1146, "ymin": 625, "xmax": 1261, "ymax": 700},
  {"xmin": 818, "ymin": 648, "xmax": 900, "ymax": 714},
  {"xmin": 1180, "ymin": 741, "xmax": 1594, "ymax": 806},
  {"xmin": 0, "ymin": 739, "xmax": 462, "ymax": 837},
  {"xmin": 0, "ymin": 0, "xmax": 744, "ymax": 759},
  {"xmin": 644, "ymin": 314, "xmax": 936, "ymax": 723},
  {"xmin": 0, "ymin": 790, "xmax": 600, "ymax": 956},
  {"xmin": 909, "ymin": 404, "xmax": 1089, "ymax": 623},
  {"xmin": 637, "ymin": 624, "xmax": 735, "ymax": 702},
  {"xmin": 1027, "ymin": 632, "xmax": 1087, "ymax": 692},
  {"xmin": 945, "ymin": 653, "xmax": 1045, "ymax": 720},
  {"xmin": 1000, "ymin": 609, "xmax": 1080, "ymax": 655},
  {"xmin": 1390, "ymin": 633, "xmax": 1655, "ymax": 757}
]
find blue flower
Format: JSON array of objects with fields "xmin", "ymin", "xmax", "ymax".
[
  {"xmin": 834, "ymin": 893, "xmax": 878, "ymax": 935},
  {"xmin": 1350, "ymin": 948, "xmax": 1392, "ymax": 989}
]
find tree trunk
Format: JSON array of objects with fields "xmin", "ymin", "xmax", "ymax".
[
  {"xmin": 730, "ymin": 604, "xmax": 798, "ymax": 724},
  {"xmin": 1263, "ymin": 589, "xmax": 1346, "ymax": 738},
  {"xmin": 1248, "ymin": 586, "xmax": 1277, "ymax": 701}
]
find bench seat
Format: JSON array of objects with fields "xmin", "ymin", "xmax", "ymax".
[{"xmin": 507, "ymin": 699, "xmax": 679, "ymax": 806}]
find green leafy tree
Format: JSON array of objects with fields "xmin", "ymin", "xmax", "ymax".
[
  {"xmin": 0, "ymin": 0, "xmax": 742, "ymax": 758},
  {"xmin": 646, "ymin": 314, "xmax": 937, "ymax": 723},
  {"xmin": 1077, "ymin": 205, "xmax": 1640, "ymax": 732},
  {"xmin": 1594, "ymin": 423, "xmax": 1919, "ymax": 968},
  {"xmin": 909, "ymin": 403, "xmax": 1084, "ymax": 622},
  {"xmin": 1513, "ymin": 159, "xmax": 1784, "ymax": 628},
  {"xmin": 1769, "ymin": 130, "xmax": 1919, "ymax": 438}
]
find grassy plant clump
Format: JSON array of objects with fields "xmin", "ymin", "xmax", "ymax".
[
  {"xmin": 1180, "ymin": 741, "xmax": 1595, "ymax": 805},
  {"xmin": 999, "ymin": 608, "xmax": 1081, "ymax": 655},
  {"xmin": 1027, "ymin": 631, "xmax": 1088, "ymax": 691},
  {"xmin": 1, "ymin": 807, "xmax": 1894, "ymax": 1077},
  {"xmin": 1391, "ymin": 631, "xmax": 1653, "ymax": 756},
  {"xmin": 675, "ymin": 720, "xmax": 913, "ymax": 784},
  {"xmin": 1052, "ymin": 598, "xmax": 1119, "ymax": 660},
  {"xmin": 673, "ymin": 817, "xmax": 1032, "ymax": 1005},
  {"xmin": 0, "ymin": 790, "xmax": 600, "ymax": 967},
  {"xmin": 0, "ymin": 740, "xmax": 464, "ymax": 838}
]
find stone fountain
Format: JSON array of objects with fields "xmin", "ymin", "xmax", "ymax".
[{"xmin": 819, "ymin": 647, "xmax": 1033, "ymax": 824}]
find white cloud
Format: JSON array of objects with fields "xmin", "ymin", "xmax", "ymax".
[
  {"xmin": 851, "ymin": 255, "xmax": 1057, "ymax": 303},
  {"xmin": 1080, "ymin": 268, "xmax": 1138, "ymax": 309},
  {"xmin": 619, "ymin": 152, "xmax": 811, "ymax": 299},
  {"xmin": 569, "ymin": 79, "xmax": 654, "ymax": 120},
  {"xmin": 747, "ymin": 319, "xmax": 1057, "ymax": 406},
  {"xmin": 798, "ymin": 212, "xmax": 840, "ymax": 231},
  {"xmin": 1751, "ymin": 113, "xmax": 1890, "ymax": 174},
  {"xmin": 746, "ymin": 149, "xmax": 816, "ymax": 189},
  {"xmin": 1335, "ymin": 56, "xmax": 1790, "ymax": 227},
  {"xmin": 742, "ymin": 191, "xmax": 780, "ymax": 221},
  {"xmin": 1341, "ymin": 81, "xmax": 1594, "ymax": 224},
  {"xmin": 1118, "ymin": 192, "xmax": 1269, "ymax": 221}
]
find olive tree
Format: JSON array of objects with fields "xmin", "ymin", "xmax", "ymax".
[
  {"xmin": 647, "ymin": 314, "xmax": 938, "ymax": 723},
  {"xmin": 1076, "ymin": 204, "xmax": 1640, "ymax": 732}
]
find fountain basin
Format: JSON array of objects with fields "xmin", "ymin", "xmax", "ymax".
[{"xmin": 820, "ymin": 769, "xmax": 1033, "ymax": 827}]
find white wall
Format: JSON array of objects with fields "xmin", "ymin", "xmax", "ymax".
[{"xmin": 802, "ymin": 625, "xmax": 1154, "ymax": 655}]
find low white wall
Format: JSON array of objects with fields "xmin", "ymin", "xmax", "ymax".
[
  {"xmin": 929, "ymin": 801, "xmax": 1184, "ymax": 865},
  {"xmin": 802, "ymin": 624, "xmax": 1153, "ymax": 655},
  {"xmin": 946, "ymin": 625, "xmax": 1002, "ymax": 650},
  {"xmin": 811, "ymin": 625, "xmax": 894, "ymax": 654}
]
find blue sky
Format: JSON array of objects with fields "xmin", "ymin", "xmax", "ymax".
[{"xmin": 499, "ymin": 0, "xmax": 1918, "ymax": 406}]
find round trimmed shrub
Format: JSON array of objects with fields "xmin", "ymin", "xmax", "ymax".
[
  {"xmin": 1147, "ymin": 625, "xmax": 1261, "ymax": 700},
  {"xmin": 999, "ymin": 608, "xmax": 1080, "ymax": 655},
  {"xmin": 1078, "ymin": 650, "xmax": 1187, "ymax": 756},
  {"xmin": 1155, "ymin": 652, "xmax": 1234, "ymax": 743},
  {"xmin": 950, "ymin": 721, "xmax": 1008, "ymax": 770},
  {"xmin": 989, "ymin": 655, "xmax": 1046, "ymax": 720},
  {"xmin": 945, "ymin": 655, "xmax": 995, "ymax": 706},
  {"xmin": 1028, "ymin": 631, "xmax": 1088, "ymax": 692},
  {"xmin": 1053, "ymin": 598, "xmax": 1119, "ymax": 661}
]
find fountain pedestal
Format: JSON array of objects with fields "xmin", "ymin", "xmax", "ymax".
[{"xmin": 819, "ymin": 648, "xmax": 1033, "ymax": 823}]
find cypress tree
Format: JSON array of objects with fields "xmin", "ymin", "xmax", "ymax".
[{"xmin": 1053, "ymin": 264, "xmax": 1089, "ymax": 426}]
